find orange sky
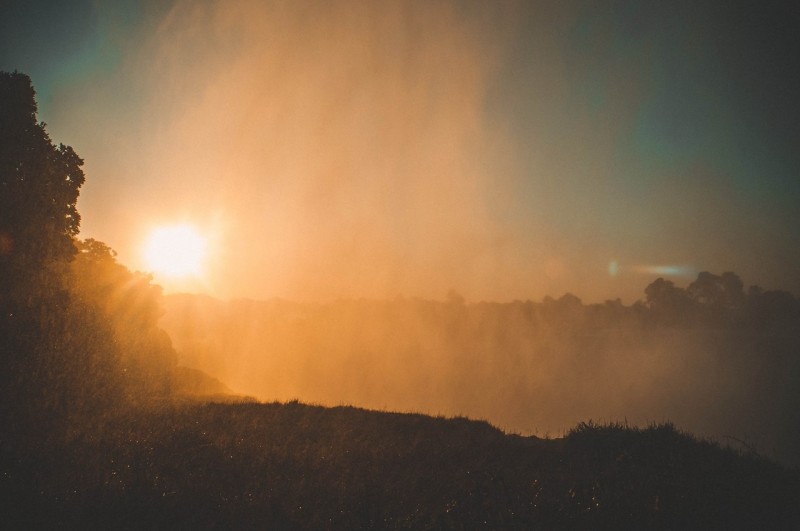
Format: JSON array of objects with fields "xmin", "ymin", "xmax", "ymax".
[{"xmin": 4, "ymin": 0, "xmax": 799, "ymax": 303}]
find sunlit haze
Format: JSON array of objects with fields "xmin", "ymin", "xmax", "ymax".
[
  {"xmin": 3, "ymin": 5, "xmax": 800, "ymax": 513},
  {"xmin": 2, "ymin": 0, "xmax": 799, "ymax": 303}
]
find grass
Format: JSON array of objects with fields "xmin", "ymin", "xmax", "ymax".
[{"xmin": 1, "ymin": 401, "xmax": 798, "ymax": 530}]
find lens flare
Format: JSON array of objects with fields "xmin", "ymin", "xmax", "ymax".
[{"xmin": 633, "ymin": 265, "xmax": 696, "ymax": 277}]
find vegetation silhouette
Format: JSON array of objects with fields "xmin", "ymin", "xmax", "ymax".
[
  {"xmin": 3, "ymin": 402, "xmax": 799, "ymax": 530},
  {"xmin": 163, "ymin": 274, "xmax": 800, "ymax": 466},
  {"xmin": 1, "ymin": 70, "xmax": 115, "ymax": 430},
  {"xmin": 1, "ymin": 71, "xmax": 799, "ymax": 529}
]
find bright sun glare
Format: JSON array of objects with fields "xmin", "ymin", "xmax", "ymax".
[{"xmin": 144, "ymin": 225, "xmax": 208, "ymax": 278}]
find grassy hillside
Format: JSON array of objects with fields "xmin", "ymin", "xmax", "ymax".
[{"xmin": 2, "ymin": 401, "xmax": 797, "ymax": 530}]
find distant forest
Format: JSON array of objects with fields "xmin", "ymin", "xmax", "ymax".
[{"xmin": 163, "ymin": 271, "xmax": 800, "ymax": 465}]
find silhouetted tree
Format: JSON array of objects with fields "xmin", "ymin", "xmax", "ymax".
[
  {"xmin": 644, "ymin": 278, "xmax": 695, "ymax": 326},
  {"xmin": 684, "ymin": 272, "xmax": 746, "ymax": 326},
  {"xmin": 0, "ymin": 73, "xmax": 141, "ymax": 432},
  {"xmin": 688, "ymin": 271, "xmax": 745, "ymax": 308},
  {"xmin": 0, "ymin": 71, "xmax": 84, "ymax": 302},
  {"xmin": 719, "ymin": 272, "xmax": 745, "ymax": 306},
  {"xmin": 0, "ymin": 72, "xmax": 95, "ymax": 429},
  {"xmin": 70, "ymin": 238, "xmax": 177, "ymax": 401}
]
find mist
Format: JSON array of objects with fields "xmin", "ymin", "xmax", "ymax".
[
  {"xmin": 5, "ymin": 1, "xmax": 800, "ymax": 519},
  {"xmin": 65, "ymin": 0, "xmax": 538, "ymax": 302},
  {"xmin": 160, "ymin": 276, "xmax": 800, "ymax": 466},
  {"xmin": 16, "ymin": 0, "xmax": 795, "ymax": 465},
  {"xmin": 41, "ymin": 0, "xmax": 794, "ymax": 305}
]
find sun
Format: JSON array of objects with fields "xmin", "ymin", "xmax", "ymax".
[{"xmin": 143, "ymin": 225, "xmax": 208, "ymax": 278}]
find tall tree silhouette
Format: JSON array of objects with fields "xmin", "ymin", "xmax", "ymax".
[
  {"xmin": 0, "ymin": 72, "xmax": 117, "ymax": 428},
  {"xmin": 0, "ymin": 71, "xmax": 84, "ymax": 301}
]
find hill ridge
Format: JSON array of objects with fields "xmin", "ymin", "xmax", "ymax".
[{"xmin": 5, "ymin": 399, "xmax": 798, "ymax": 529}]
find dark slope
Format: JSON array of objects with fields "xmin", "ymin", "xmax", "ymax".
[{"xmin": 2, "ymin": 401, "xmax": 797, "ymax": 530}]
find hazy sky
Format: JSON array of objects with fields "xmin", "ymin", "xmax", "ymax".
[{"xmin": 2, "ymin": 0, "xmax": 799, "ymax": 303}]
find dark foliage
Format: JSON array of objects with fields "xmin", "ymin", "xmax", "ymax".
[
  {"xmin": 0, "ymin": 71, "xmax": 83, "ymax": 295},
  {"xmin": 1, "ymin": 71, "xmax": 98, "ymax": 431},
  {"xmin": 69, "ymin": 238, "xmax": 177, "ymax": 401},
  {"xmin": 1, "ymin": 72, "xmax": 177, "ymax": 435},
  {"xmin": 1, "ymin": 402, "xmax": 797, "ymax": 530}
]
